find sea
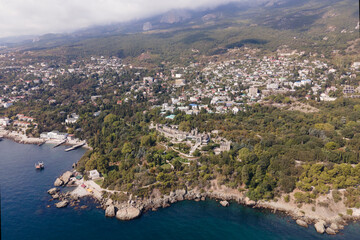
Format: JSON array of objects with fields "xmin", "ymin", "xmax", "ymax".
[{"xmin": 1, "ymin": 138, "xmax": 360, "ymax": 240}]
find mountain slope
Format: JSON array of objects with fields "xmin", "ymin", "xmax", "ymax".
[{"xmin": 2, "ymin": 0, "xmax": 358, "ymax": 61}]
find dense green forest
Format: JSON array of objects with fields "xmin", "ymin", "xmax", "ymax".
[{"xmin": 72, "ymin": 97, "xmax": 360, "ymax": 206}]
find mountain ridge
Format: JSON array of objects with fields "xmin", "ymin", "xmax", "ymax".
[{"xmin": 1, "ymin": 0, "xmax": 358, "ymax": 62}]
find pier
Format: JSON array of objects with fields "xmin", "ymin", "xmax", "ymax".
[
  {"xmin": 53, "ymin": 140, "xmax": 66, "ymax": 148},
  {"xmin": 65, "ymin": 142, "xmax": 85, "ymax": 152}
]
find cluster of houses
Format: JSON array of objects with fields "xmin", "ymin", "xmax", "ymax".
[
  {"xmin": 155, "ymin": 123, "xmax": 210, "ymax": 144},
  {"xmin": 0, "ymin": 54, "xmax": 125, "ymax": 109},
  {"xmin": 2, "ymin": 49, "xmax": 359, "ymax": 119},
  {"xmin": 144, "ymin": 50, "xmax": 359, "ymax": 116},
  {"xmin": 153, "ymin": 123, "xmax": 231, "ymax": 155},
  {"xmin": 0, "ymin": 49, "xmax": 359, "ymax": 154},
  {"xmin": 13, "ymin": 113, "xmax": 37, "ymax": 128},
  {"xmin": 0, "ymin": 114, "xmax": 37, "ymax": 131},
  {"xmin": 0, "ymin": 96, "xmax": 19, "ymax": 109},
  {"xmin": 16, "ymin": 114, "xmax": 35, "ymax": 122}
]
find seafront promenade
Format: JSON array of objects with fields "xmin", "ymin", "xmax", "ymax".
[{"xmin": 0, "ymin": 127, "xmax": 90, "ymax": 149}]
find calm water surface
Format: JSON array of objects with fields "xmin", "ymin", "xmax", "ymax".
[{"xmin": 1, "ymin": 139, "xmax": 360, "ymax": 240}]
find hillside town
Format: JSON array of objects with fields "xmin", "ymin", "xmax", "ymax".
[
  {"xmin": 2, "ymin": 0, "xmax": 360, "ymax": 239},
  {"xmin": 1, "ymin": 48, "xmax": 359, "ymax": 119},
  {"xmin": 0, "ymin": 0, "xmax": 360, "ymax": 236},
  {"xmin": 1, "ymin": 47, "xmax": 359, "ymax": 159}
]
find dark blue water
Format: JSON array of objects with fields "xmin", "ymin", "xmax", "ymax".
[{"xmin": 1, "ymin": 139, "xmax": 360, "ymax": 240}]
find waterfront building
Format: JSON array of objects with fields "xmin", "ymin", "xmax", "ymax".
[{"xmin": 40, "ymin": 130, "xmax": 68, "ymax": 140}]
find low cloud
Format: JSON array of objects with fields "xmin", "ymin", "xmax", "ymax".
[{"xmin": 0, "ymin": 0, "xmax": 247, "ymax": 38}]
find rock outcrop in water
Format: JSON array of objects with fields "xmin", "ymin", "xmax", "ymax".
[
  {"xmin": 105, "ymin": 205, "xmax": 116, "ymax": 217},
  {"xmin": 314, "ymin": 220, "xmax": 326, "ymax": 234},
  {"xmin": 116, "ymin": 206, "xmax": 141, "ymax": 220},
  {"xmin": 220, "ymin": 200, "xmax": 229, "ymax": 207},
  {"xmin": 47, "ymin": 187, "xmax": 59, "ymax": 195},
  {"xmin": 54, "ymin": 171, "xmax": 73, "ymax": 187},
  {"xmin": 296, "ymin": 219, "xmax": 308, "ymax": 228},
  {"xmin": 330, "ymin": 222, "xmax": 339, "ymax": 231},
  {"xmin": 60, "ymin": 171, "xmax": 73, "ymax": 185},
  {"xmin": 56, "ymin": 200, "xmax": 69, "ymax": 208},
  {"xmin": 326, "ymin": 227, "xmax": 336, "ymax": 235},
  {"xmin": 54, "ymin": 178, "xmax": 63, "ymax": 186}
]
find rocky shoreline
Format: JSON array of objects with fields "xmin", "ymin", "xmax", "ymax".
[
  {"xmin": 0, "ymin": 128, "xmax": 44, "ymax": 144},
  {"xmin": 0, "ymin": 128, "xmax": 91, "ymax": 148},
  {"xmin": 3, "ymin": 125, "xmax": 356, "ymax": 236},
  {"xmin": 50, "ymin": 170, "xmax": 359, "ymax": 236}
]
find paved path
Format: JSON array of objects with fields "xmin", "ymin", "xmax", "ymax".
[{"xmin": 71, "ymin": 178, "xmax": 127, "ymax": 200}]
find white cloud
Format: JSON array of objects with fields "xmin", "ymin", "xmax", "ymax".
[{"xmin": 0, "ymin": 0, "xmax": 245, "ymax": 38}]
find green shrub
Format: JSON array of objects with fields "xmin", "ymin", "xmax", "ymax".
[
  {"xmin": 332, "ymin": 190, "xmax": 342, "ymax": 203},
  {"xmin": 318, "ymin": 201, "xmax": 329, "ymax": 208},
  {"xmin": 346, "ymin": 209, "xmax": 353, "ymax": 216},
  {"xmin": 294, "ymin": 192, "xmax": 313, "ymax": 204}
]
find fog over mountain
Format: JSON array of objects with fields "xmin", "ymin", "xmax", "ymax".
[{"xmin": 0, "ymin": 0, "xmax": 262, "ymax": 38}]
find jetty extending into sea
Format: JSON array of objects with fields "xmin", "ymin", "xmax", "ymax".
[
  {"xmin": 65, "ymin": 142, "xmax": 85, "ymax": 152},
  {"xmin": 53, "ymin": 140, "xmax": 66, "ymax": 148}
]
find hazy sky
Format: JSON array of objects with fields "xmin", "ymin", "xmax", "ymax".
[{"xmin": 0, "ymin": 0, "xmax": 246, "ymax": 38}]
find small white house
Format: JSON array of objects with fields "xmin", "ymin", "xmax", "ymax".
[
  {"xmin": 232, "ymin": 107, "xmax": 239, "ymax": 114},
  {"xmin": 0, "ymin": 117, "xmax": 10, "ymax": 126},
  {"xmin": 89, "ymin": 170, "xmax": 100, "ymax": 179},
  {"xmin": 3, "ymin": 102, "xmax": 13, "ymax": 108},
  {"xmin": 65, "ymin": 113, "xmax": 79, "ymax": 124}
]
